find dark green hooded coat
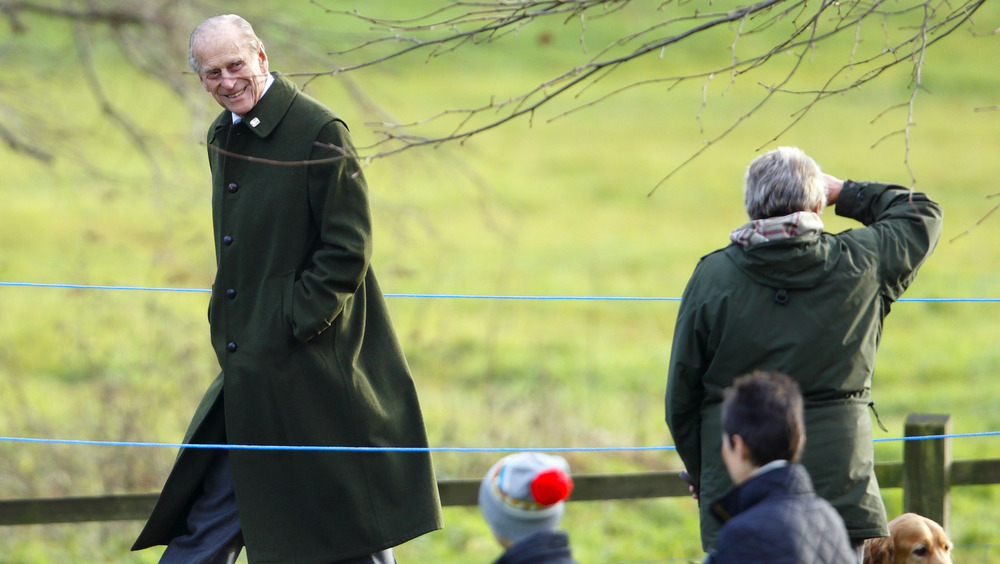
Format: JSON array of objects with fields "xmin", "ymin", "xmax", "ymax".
[
  {"xmin": 666, "ymin": 181, "xmax": 942, "ymax": 550},
  {"xmin": 133, "ymin": 74, "xmax": 442, "ymax": 562}
]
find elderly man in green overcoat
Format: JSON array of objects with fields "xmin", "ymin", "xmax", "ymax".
[
  {"xmin": 666, "ymin": 147, "xmax": 942, "ymax": 561},
  {"xmin": 132, "ymin": 15, "xmax": 442, "ymax": 563}
]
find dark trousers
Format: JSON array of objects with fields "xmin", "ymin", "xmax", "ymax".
[
  {"xmin": 159, "ymin": 450, "xmax": 396, "ymax": 564},
  {"xmin": 159, "ymin": 450, "xmax": 242, "ymax": 564}
]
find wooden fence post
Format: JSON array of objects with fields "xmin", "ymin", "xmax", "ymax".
[{"xmin": 903, "ymin": 413, "xmax": 951, "ymax": 530}]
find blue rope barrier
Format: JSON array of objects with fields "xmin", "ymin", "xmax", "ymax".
[
  {"xmin": 387, "ymin": 293, "xmax": 681, "ymax": 301},
  {"xmin": 2, "ymin": 430, "xmax": 998, "ymax": 452},
  {"xmin": 0, "ymin": 281, "xmax": 210, "ymax": 293},
  {"xmin": 2, "ymin": 281, "xmax": 999, "ymax": 451},
  {"xmin": 873, "ymin": 430, "xmax": 1000, "ymax": 442},
  {"xmin": 0, "ymin": 436, "xmax": 675, "ymax": 453},
  {"xmin": 2, "ymin": 281, "xmax": 998, "ymax": 302}
]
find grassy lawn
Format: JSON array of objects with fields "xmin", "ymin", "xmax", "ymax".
[{"xmin": 2, "ymin": 2, "xmax": 1000, "ymax": 562}]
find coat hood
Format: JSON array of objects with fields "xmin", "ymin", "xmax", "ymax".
[{"xmin": 723, "ymin": 232, "xmax": 844, "ymax": 290}]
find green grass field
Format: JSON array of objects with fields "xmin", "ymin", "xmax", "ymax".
[{"xmin": 2, "ymin": 2, "xmax": 1000, "ymax": 562}]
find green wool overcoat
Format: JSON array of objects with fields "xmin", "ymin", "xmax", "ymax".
[
  {"xmin": 666, "ymin": 181, "xmax": 942, "ymax": 550},
  {"xmin": 133, "ymin": 74, "xmax": 442, "ymax": 562}
]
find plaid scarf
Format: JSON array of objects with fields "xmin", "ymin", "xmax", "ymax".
[{"xmin": 730, "ymin": 211, "xmax": 824, "ymax": 248}]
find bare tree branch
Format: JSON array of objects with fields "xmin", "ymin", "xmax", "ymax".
[
  {"xmin": 950, "ymin": 193, "xmax": 1000, "ymax": 243},
  {"xmin": 0, "ymin": 120, "xmax": 53, "ymax": 161},
  {"xmin": 204, "ymin": 141, "xmax": 352, "ymax": 167},
  {"xmin": 73, "ymin": 20, "xmax": 163, "ymax": 183},
  {"xmin": 0, "ymin": 0, "xmax": 152, "ymax": 27},
  {"xmin": 291, "ymin": 0, "xmax": 987, "ymax": 191},
  {"xmin": 312, "ymin": 0, "xmax": 791, "ymax": 161},
  {"xmin": 2, "ymin": 0, "xmax": 992, "ymax": 205},
  {"xmin": 647, "ymin": 1, "xmax": 826, "ymax": 195}
]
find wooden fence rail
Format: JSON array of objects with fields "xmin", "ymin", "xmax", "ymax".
[{"xmin": 3, "ymin": 414, "xmax": 999, "ymax": 529}]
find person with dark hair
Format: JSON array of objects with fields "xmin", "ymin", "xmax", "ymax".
[
  {"xmin": 666, "ymin": 147, "xmax": 943, "ymax": 559},
  {"xmin": 131, "ymin": 14, "xmax": 442, "ymax": 564},
  {"xmin": 704, "ymin": 371, "xmax": 855, "ymax": 564}
]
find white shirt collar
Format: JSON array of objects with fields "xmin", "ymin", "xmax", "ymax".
[
  {"xmin": 751, "ymin": 459, "xmax": 790, "ymax": 479},
  {"xmin": 232, "ymin": 73, "xmax": 275, "ymax": 124}
]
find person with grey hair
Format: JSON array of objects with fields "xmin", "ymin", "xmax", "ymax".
[
  {"xmin": 665, "ymin": 147, "xmax": 942, "ymax": 561},
  {"xmin": 743, "ymin": 146, "xmax": 828, "ymax": 220},
  {"xmin": 132, "ymin": 14, "xmax": 442, "ymax": 564}
]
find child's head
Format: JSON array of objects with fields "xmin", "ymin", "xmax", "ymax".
[
  {"xmin": 478, "ymin": 452, "xmax": 574, "ymax": 548},
  {"xmin": 720, "ymin": 371, "xmax": 805, "ymax": 483}
]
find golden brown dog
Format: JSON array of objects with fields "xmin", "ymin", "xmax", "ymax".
[{"xmin": 864, "ymin": 513, "xmax": 953, "ymax": 564}]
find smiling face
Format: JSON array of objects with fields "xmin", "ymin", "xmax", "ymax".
[{"xmin": 192, "ymin": 23, "xmax": 268, "ymax": 116}]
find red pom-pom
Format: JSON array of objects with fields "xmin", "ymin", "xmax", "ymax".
[{"xmin": 531, "ymin": 468, "xmax": 574, "ymax": 505}]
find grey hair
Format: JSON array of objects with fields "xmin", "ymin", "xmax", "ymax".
[
  {"xmin": 189, "ymin": 14, "xmax": 262, "ymax": 73},
  {"xmin": 743, "ymin": 147, "xmax": 825, "ymax": 220}
]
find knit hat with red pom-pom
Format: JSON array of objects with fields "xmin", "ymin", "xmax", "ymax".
[{"xmin": 478, "ymin": 452, "xmax": 574, "ymax": 543}]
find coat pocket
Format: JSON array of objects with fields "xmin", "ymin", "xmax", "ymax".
[{"xmin": 278, "ymin": 269, "xmax": 297, "ymax": 341}]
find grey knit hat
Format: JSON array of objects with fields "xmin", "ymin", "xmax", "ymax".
[{"xmin": 478, "ymin": 452, "xmax": 574, "ymax": 543}]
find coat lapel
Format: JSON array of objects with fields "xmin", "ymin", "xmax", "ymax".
[{"xmin": 240, "ymin": 73, "xmax": 296, "ymax": 139}]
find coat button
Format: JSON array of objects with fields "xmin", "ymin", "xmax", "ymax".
[
  {"xmin": 223, "ymin": 235, "xmax": 233, "ymax": 246},
  {"xmin": 227, "ymin": 342, "xmax": 238, "ymax": 352},
  {"xmin": 226, "ymin": 288, "xmax": 237, "ymax": 299},
  {"xmin": 228, "ymin": 182, "xmax": 239, "ymax": 193}
]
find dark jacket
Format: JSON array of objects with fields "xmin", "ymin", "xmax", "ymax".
[
  {"xmin": 133, "ymin": 74, "xmax": 443, "ymax": 562},
  {"xmin": 667, "ymin": 181, "xmax": 943, "ymax": 549},
  {"xmin": 704, "ymin": 464, "xmax": 856, "ymax": 564},
  {"xmin": 495, "ymin": 531, "xmax": 579, "ymax": 564}
]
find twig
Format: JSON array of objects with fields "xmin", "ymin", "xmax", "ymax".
[
  {"xmin": 0, "ymin": 0, "xmax": 151, "ymax": 25},
  {"xmin": 0, "ymin": 120, "xmax": 53, "ymax": 162},
  {"xmin": 204, "ymin": 141, "xmax": 351, "ymax": 167},
  {"xmin": 949, "ymin": 200, "xmax": 1000, "ymax": 243},
  {"xmin": 73, "ymin": 22, "xmax": 163, "ymax": 183}
]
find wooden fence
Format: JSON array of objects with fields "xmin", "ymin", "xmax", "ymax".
[{"xmin": 2, "ymin": 413, "xmax": 998, "ymax": 530}]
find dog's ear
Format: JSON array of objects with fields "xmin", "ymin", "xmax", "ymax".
[{"xmin": 863, "ymin": 536, "xmax": 893, "ymax": 564}]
